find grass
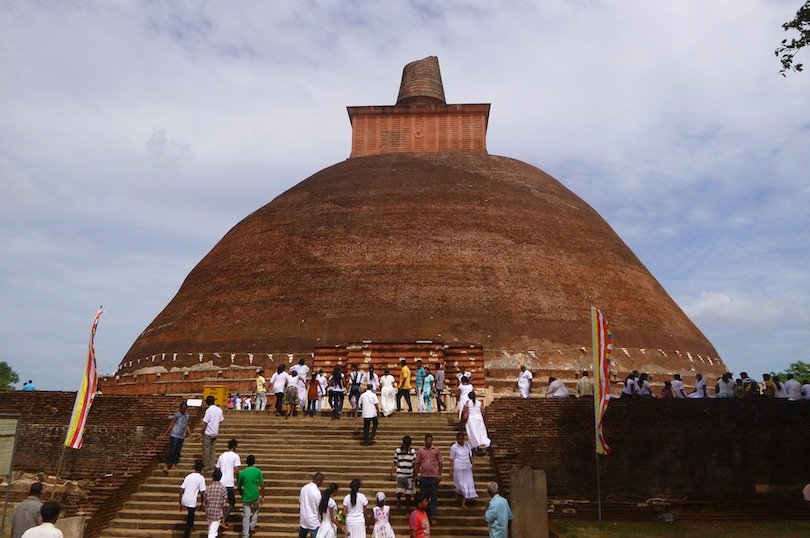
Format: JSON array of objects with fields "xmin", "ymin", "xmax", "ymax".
[{"xmin": 552, "ymin": 519, "xmax": 810, "ymax": 537}]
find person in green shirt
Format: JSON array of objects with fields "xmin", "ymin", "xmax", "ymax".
[{"xmin": 237, "ymin": 454, "xmax": 265, "ymax": 538}]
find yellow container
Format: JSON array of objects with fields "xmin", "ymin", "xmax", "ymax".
[{"xmin": 203, "ymin": 385, "xmax": 229, "ymax": 407}]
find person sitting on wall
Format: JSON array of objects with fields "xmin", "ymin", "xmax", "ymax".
[
  {"xmin": 634, "ymin": 373, "xmax": 654, "ymax": 398},
  {"xmin": 576, "ymin": 370, "xmax": 593, "ymax": 398},
  {"xmin": 620, "ymin": 373, "xmax": 636, "ymax": 399},
  {"xmin": 671, "ymin": 374, "xmax": 687, "ymax": 398},
  {"xmin": 547, "ymin": 377, "xmax": 570, "ymax": 398}
]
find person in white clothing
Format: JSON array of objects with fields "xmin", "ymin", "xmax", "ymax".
[
  {"xmin": 202, "ymin": 396, "xmax": 224, "ymax": 471},
  {"xmin": 179, "ymin": 460, "xmax": 206, "ymax": 538},
  {"xmin": 343, "ymin": 479, "xmax": 369, "ymax": 538},
  {"xmin": 620, "ymin": 374, "xmax": 637, "ymax": 399},
  {"xmin": 802, "ymin": 379, "xmax": 810, "ymax": 400},
  {"xmin": 359, "ymin": 384, "xmax": 380, "ymax": 445},
  {"xmin": 270, "ymin": 364, "xmax": 291, "ymax": 416},
  {"xmin": 292, "ymin": 359, "xmax": 311, "ymax": 409},
  {"xmin": 671, "ymin": 374, "xmax": 687, "ymax": 398},
  {"xmin": 634, "ymin": 373, "xmax": 654, "ymax": 398},
  {"xmin": 457, "ymin": 377, "xmax": 474, "ymax": 418},
  {"xmin": 450, "ymin": 431, "xmax": 478, "ymax": 509},
  {"xmin": 316, "ymin": 369, "xmax": 328, "ymax": 411},
  {"xmin": 547, "ymin": 377, "xmax": 570, "ymax": 398},
  {"xmin": 783, "ymin": 374, "xmax": 803, "ymax": 400},
  {"xmin": 316, "ymin": 483, "xmax": 342, "ymax": 538},
  {"xmin": 462, "ymin": 392, "xmax": 491, "ymax": 452},
  {"xmin": 291, "ymin": 358, "xmax": 311, "ymax": 382},
  {"xmin": 216, "ymin": 439, "xmax": 241, "ymax": 524},
  {"xmin": 715, "ymin": 372, "xmax": 735, "ymax": 398},
  {"xmin": 688, "ymin": 373, "xmax": 707, "ymax": 398},
  {"xmin": 20, "ymin": 501, "xmax": 63, "ymax": 538},
  {"xmin": 299, "ymin": 472, "xmax": 325, "ymax": 538},
  {"xmin": 371, "ymin": 491, "xmax": 394, "ymax": 538},
  {"xmin": 361, "ymin": 366, "xmax": 380, "ymax": 393},
  {"xmin": 379, "ymin": 368, "xmax": 397, "ymax": 417},
  {"xmin": 515, "ymin": 366, "xmax": 533, "ymax": 399}
]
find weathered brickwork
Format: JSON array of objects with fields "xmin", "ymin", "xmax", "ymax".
[
  {"xmin": 487, "ymin": 398, "xmax": 810, "ymax": 519},
  {"xmin": 0, "ymin": 392, "xmax": 186, "ymax": 536},
  {"xmin": 348, "ymin": 105, "xmax": 489, "ymax": 157}
]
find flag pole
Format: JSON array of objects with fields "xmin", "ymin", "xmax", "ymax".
[
  {"xmin": 54, "ymin": 443, "xmax": 68, "ymax": 482},
  {"xmin": 590, "ymin": 306, "xmax": 605, "ymax": 523}
]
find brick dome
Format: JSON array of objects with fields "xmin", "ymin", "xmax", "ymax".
[{"xmin": 119, "ymin": 57, "xmax": 723, "ymax": 379}]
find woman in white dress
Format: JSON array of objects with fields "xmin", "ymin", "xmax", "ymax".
[
  {"xmin": 343, "ymin": 478, "xmax": 369, "ymax": 538},
  {"xmin": 457, "ymin": 376, "xmax": 474, "ymax": 419},
  {"xmin": 450, "ymin": 431, "xmax": 479, "ymax": 509},
  {"xmin": 462, "ymin": 392, "xmax": 491, "ymax": 452},
  {"xmin": 316, "ymin": 483, "xmax": 341, "ymax": 538},
  {"xmin": 380, "ymin": 368, "xmax": 397, "ymax": 417}
]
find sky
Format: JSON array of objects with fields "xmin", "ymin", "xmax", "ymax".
[{"xmin": 1, "ymin": 1, "xmax": 808, "ymax": 390}]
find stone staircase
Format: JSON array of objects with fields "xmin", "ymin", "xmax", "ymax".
[{"xmin": 99, "ymin": 411, "xmax": 495, "ymax": 537}]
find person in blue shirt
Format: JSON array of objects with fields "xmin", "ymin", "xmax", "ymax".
[
  {"xmin": 484, "ymin": 481, "xmax": 512, "ymax": 538},
  {"xmin": 414, "ymin": 360, "xmax": 427, "ymax": 412},
  {"xmin": 22, "ymin": 380, "xmax": 35, "ymax": 391}
]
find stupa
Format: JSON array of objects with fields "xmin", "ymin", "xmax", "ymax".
[{"xmin": 116, "ymin": 57, "xmax": 724, "ymax": 386}]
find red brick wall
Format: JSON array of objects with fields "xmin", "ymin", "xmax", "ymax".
[
  {"xmin": 348, "ymin": 105, "xmax": 489, "ymax": 157},
  {"xmin": 0, "ymin": 392, "xmax": 186, "ymax": 536},
  {"xmin": 487, "ymin": 398, "xmax": 810, "ymax": 518}
]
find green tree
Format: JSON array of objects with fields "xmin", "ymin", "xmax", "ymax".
[
  {"xmin": 770, "ymin": 360, "xmax": 810, "ymax": 381},
  {"xmin": 776, "ymin": 0, "xmax": 810, "ymax": 75},
  {"xmin": 0, "ymin": 361, "xmax": 20, "ymax": 390}
]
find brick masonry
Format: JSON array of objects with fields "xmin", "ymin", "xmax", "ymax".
[
  {"xmin": 0, "ymin": 392, "xmax": 187, "ymax": 537},
  {"xmin": 487, "ymin": 397, "xmax": 810, "ymax": 518}
]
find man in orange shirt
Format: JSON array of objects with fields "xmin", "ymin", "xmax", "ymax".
[
  {"xmin": 409, "ymin": 494, "xmax": 430, "ymax": 538},
  {"xmin": 397, "ymin": 359, "xmax": 413, "ymax": 412}
]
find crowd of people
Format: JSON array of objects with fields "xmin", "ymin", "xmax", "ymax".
[
  {"xmin": 177, "ymin": 428, "xmax": 511, "ymax": 538},
  {"xmin": 513, "ymin": 367, "xmax": 810, "ymax": 400},
  {"xmin": 224, "ymin": 359, "xmax": 475, "ymax": 418}
]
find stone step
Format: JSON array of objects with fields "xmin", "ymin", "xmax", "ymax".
[
  {"xmin": 101, "ymin": 517, "xmax": 489, "ymax": 536},
  {"xmin": 100, "ymin": 405, "xmax": 494, "ymax": 536},
  {"xmin": 136, "ymin": 478, "xmax": 494, "ymax": 494}
]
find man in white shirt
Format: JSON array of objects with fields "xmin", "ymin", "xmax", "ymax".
[
  {"xmin": 576, "ymin": 371, "xmax": 594, "ymax": 397},
  {"xmin": 784, "ymin": 373, "xmax": 803, "ymax": 400},
  {"xmin": 515, "ymin": 365, "xmax": 533, "ymax": 399},
  {"xmin": 179, "ymin": 460, "xmax": 206, "ymax": 538},
  {"xmin": 202, "ymin": 396, "xmax": 224, "ymax": 471},
  {"xmin": 20, "ymin": 501, "xmax": 63, "ymax": 538},
  {"xmin": 216, "ymin": 438, "xmax": 241, "ymax": 526},
  {"xmin": 298, "ymin": 472, "xmax": 324, "ymax": 538},
  {"xmin": 671, "ymin": 374, "xmax": 687, "ymax": 398},
  {"xmin": 359, "ymin": 384, "xmax": 380, "ymax": 445},
  {"xmin": 547, "ymin": 377, "xmax": 570, "ymax": 398}
]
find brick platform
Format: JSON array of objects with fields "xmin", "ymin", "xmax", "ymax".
[
  {"xmin": 487, "ymin": 397, "xmax": 810, "ymax": 519},
  {"xmin": 0, "ymin": 392, "xmax": 185, "ymax": 537}
]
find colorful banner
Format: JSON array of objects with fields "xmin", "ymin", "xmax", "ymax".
[
  {"xmin": 591, "ymin": 306, "xmax": 611, "ymax": 455},
  {"xmin": 64, "ymin": 307, "xmax": 103, "ymax": 449}
]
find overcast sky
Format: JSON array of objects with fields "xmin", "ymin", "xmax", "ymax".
[{"xmin": 2, "ymin": 1, "xmax": 808, "ymax": 390}]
